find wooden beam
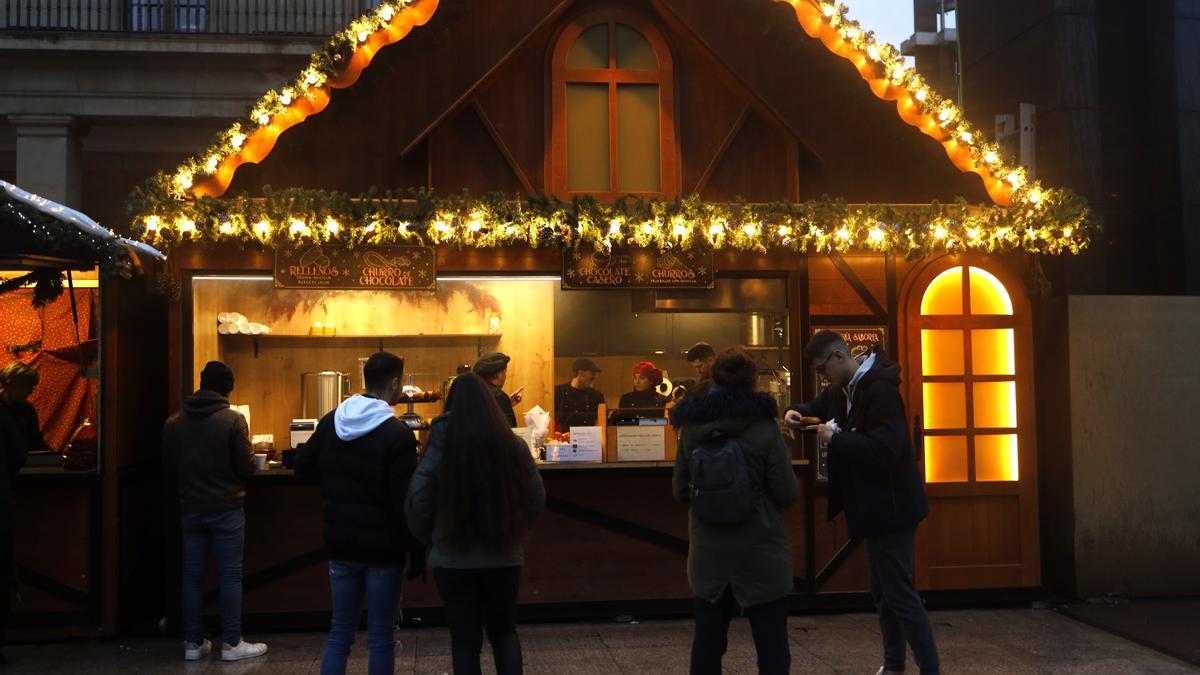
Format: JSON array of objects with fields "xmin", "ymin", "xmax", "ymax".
[
  {"xmin": 693, "ymin": 104, "xmax": 751, "ymax": 195},
  {"xmin": 471, "ymin": 100, "xmax": 536, "ymax": 194},
  {"xmin": 828, "ymin": 253, "xmax": 888, "ymax": 318}
]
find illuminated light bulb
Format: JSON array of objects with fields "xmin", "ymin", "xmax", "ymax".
[
  {"xmin": 325, "ymin": 217, "xmax": 340, "ymax": 234},
  {"xmin": 673, "ymin": 224, "xmax": 688, "ymax": 237},
  {"xmin": 821, "ymin": 3, "xmax": 835, "ymax": 17},
  {"xmin": 280, "ymin": 90, "xmax": 294, "ymax": 105},
  {"xmin": 915, "ymin": 88, "xmax": 928, "ymax": 102},
  {"xmin": 938, "ymin": 107, "xmax": 953, "ymax": 122},
  {"xmin": 358, "ymin": 30, "xmax": 370, "ymax": 43},
  {"xmin": 1062, "ymin": 226, "xmax": 1074, "ymax": 238},
  {"xmin": 709, "ymin": 223, "xmax": 723, "ymax": 236},
  {"xmin": 641, "ymin": 222, "xmax": 654, "ymax": 235},
  {"xmin": 742, "ymin": 223, "xmax": 759, "ymax": 236},
  {"xmin": 1007, "ymin": 172, "xmax": 1023, "ymax": 188},
  {"xmin": 1028, "ymin": 189, "xmax": 1042, "ymax": 204},
  {"xmin": 933, "ymin": 225, "xmax": 948, "ymax": 239},
  {"xmin": 996, "ymin": 228, "xmax": 1011, "ymax": 239},
  {"xmin": 891, "ymin": 66, "xmax": 909, "ymax": 81},
  {"xmin": 231, "ymin": 133, "xmax": 246, "ymax": 148},
  {"xmin": 506, "ymin": 224, "xmax": 519, "ymax": 235},
  {"xmin": 984, "ymin": 151, "xmax": 999, "ymax": 164},
  {"xmin": 967, "ymin": 227, "xmax": 981, "ymax": 239},
  {"xmin": 434, "ymin": 220, "xmax": 450, "ymax": 233},
  {"xmin": 468, "ymin": 218, "xmax": 483, "ymax": 232},
  {"xmin": 254, "ymin": 220, "xmax": 270, "ymax": 236},
  {"xmin": 866, "ymin": 45, "xmax": 881, "ymax": 61},
  {"xmin": 205, "ymin": 156, "xmax": 219, "ymax": 172},
  {"xmin": 778, "ymin": 225, "xmax": 792, "ymax": 237},
  {"xmin": 365, "ymin": 221, "xmax": 379, "ymax": 234},
  {"xmin": 959, "ymin": 131, "xmax": 973, "ymax": 144},
  {"xmin": 836, "ymin": 227, "xmax": 851, "ymax": 241},
  {"xmin": 144, "ymin": 215, "xmax": 161, "ymax": 232},
  {"xmin": 219, "ymin": 221, "xmax": 233, "ymax": 234},
  {"xmin": 289, "ymin": 219, "xmax": 309, "ymax": 236},
  {"xmin": 608, "ymin": 218, "xmax": 622, "ymax": 235},
  {"xmin": 844, "ymin": 26, "xmax": 860, "ymax": 40},
  {"xmin": 868, "ymin": 227, "xmax": 885, "ymax": 243},
  {"xmin": 380, "ymin": 5, "xmax": 394, "ymax": 20},
  {"xmin": 305, "ymin": 71, "xmax": 319, "ymax": 85},
  {"xmin": 255, "ymin": 112, "xmax": 271, "ymax": 125},
  {"xmin": 177, "ymin": 172, "xmax": 193, "ymax": 190},
  {"xmin": 178, "ymin": 218, "xmax": 196, "ymax": 234}
]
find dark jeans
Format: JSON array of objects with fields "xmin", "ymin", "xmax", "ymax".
[
  {"xmin": 320, "ymin": 560, "xmax": 402, "ymax": 675},
  {"xmin": 433, "ymin": 566, "xmax": 522, "ymax": 675},
  {"xmin": 867, "ymin": 525, "xmax": 940, "ymax": 675},
  {"xmin": 0, "ymin": 529, "xmax": 12, "ymax": 651},
  {"xmin": 690, "ymin": 586, "xmax": 790, "ymax": 675},
  {"xmin": 180, "ymin": 508, "xmax": 245, "ymax": 646}
]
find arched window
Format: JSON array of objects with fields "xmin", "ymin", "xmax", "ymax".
[
  {"xmin": 917, "ymin": 265, "xmax": 1020, "ymax": 482},
  {"xmin": 549, "ymin": 8, "xmax": 678, "ymax": 199}
]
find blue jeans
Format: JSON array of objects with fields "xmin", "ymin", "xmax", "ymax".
[
  {"xmin": 320, "ymin": 560, "xmax": 402, "ymax": 675},
  {"xmin": 180, "ymin": 508, "xmax": 245, "ymax": 646}
]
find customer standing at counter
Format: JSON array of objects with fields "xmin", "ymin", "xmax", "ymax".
[
  {"xmin": 405, "ymin": 373, "xmax": 545, "ymax": 675},
  {"xmin": 553, "ymin": 358, "xmax": 605, "ymax": 428},
  {"xmin": 784, "ymin": 331, "xmax": 937, "ymax": 675},
  {"xmin": 671, "ymin": 348, "xmax": 798, "ymax": 675},
  {"xmin": 618, "ymin": 361, "xmax": 668, "ymax": 410},
  {"xmin": 685, "ymin": 343, "xmax": 717, "ymax": 398},
  {"xmin": 296, "ymin": 351, "xmax": 420, "ymax": 675},
  {"xmin": 0, "ymin": 401, "xmax": 27, "ymax": 666},
  {"xmin": 473, "ymin": 352, "xmax": 521, "ymax": 427},
  {"xmin": 162, "ymin": 361, "xmax": 267, "ymax": 662},
  {"xmin": 0, "ymin": 362, "xmax": 47, "ymax": 453}
]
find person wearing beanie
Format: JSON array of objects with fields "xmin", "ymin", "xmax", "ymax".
[
  {"xmin": 618, "ymin": 361, "xmax": 668, "ymax": 411},
  {"xmin": 473, "ymin": 352, "xmax": 521, "ymax": 427},
  {"xmin": 553, "ymin": 358, "xmax": 606, "ymax": 428},
  {"xmin": 162, "ymin": 361, "xmax": 267, "ymax": 662}
]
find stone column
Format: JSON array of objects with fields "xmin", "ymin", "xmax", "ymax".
[{"xmin": 9, "ymin": 115, "xmax": 83, "ymax": 208}]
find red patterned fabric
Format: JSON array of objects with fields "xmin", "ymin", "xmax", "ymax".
[{"xmin": 0, "ymin": 288, "xmax": 97, "ymax": 452}]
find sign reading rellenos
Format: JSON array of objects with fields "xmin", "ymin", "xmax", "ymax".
[
  {"xmin": 562, "ymin": 247, "xmax": 715, "ymax": 290},
  {"xmin": 275, "ymin": 245, "xmax": 436, "ymax": 290}
]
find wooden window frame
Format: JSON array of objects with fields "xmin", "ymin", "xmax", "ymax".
[{"xmin": 548, "ymin": 7, "xmax": 679, "ymax": 200}]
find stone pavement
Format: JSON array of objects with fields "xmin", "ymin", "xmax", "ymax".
[{"xmin": 3, "ymin": 608, "xmax": 1195, "ymax": 674}]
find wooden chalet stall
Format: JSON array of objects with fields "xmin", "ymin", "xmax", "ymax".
[
  {"xmin": 1, "ymin": 181, "xmax": 166, "ymax": 638},
  {"xmin": 130, "ymin": 0, "xmax": 1093, "ymax": 624}
]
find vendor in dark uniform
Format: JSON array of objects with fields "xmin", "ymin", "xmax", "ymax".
[
  {"xmin": 473, "ymin": 352, "xmax": 521, "ymax": 427},
  {"xmin": 0, "ymin": 362, "xmax": 47, "ymax": 453},
  {"xmin": 554, "ymin": 358, "xmax": 605, "ymax": 429},
  {"xmin": 618, "ymin": 362, "xmax": 668, "ymax": 411},
  {"xmin": 685, "ymin": 342, "xmax": 717, "ymax": 398}
]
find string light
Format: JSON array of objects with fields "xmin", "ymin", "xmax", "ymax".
[
  {"xmin": 325, "ymin": 217, "xmax": 340, "ymax": 234},
  {"xmin": 279, "ymin": 90, "xmax": 293, "ymax": 106},
  {"xmin": 144, "ymin": 215, "xmax": 161, "ymax": 232},
  {"xmin": 254, "ymin": 220, "xmax": 270, "ymax": 237}
]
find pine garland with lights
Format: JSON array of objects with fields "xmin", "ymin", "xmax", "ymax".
[{"xmin": 127, "ymin": 176, "xmax": 1094, "ymax": 257}]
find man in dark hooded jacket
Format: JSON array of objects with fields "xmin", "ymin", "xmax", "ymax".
[
  {"xmin": 785, "ymin": 331, "xmax": 938, "ymax": 675},
  {"xmin": 162, "ymin": 361, "xmax": 267, "ymax": 662}
]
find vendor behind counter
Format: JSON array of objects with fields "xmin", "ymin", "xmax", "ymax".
[{"xmin": 554, "ymin": 358, "xmax": 605, "ymax": 429}]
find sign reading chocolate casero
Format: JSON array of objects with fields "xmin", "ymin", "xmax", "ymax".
[
  {"xmin": 275, "ymin": 245, "xmax": 436, "ymax": 290},
  {"xmin": 561, "ymin": 247, "xmax": 715, "ymax": 290}
]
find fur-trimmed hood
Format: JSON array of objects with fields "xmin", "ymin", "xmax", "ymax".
[{"xmin": 670, "ymin": 388, "xmax": 779, "ymax": 428}]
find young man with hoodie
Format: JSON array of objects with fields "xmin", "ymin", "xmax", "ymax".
[
  {"xmin": 784, "ymin": 331, "xmax": 939, "ymax": 675},
  {"xmin": 296, "ymin": 351, "xmax": 420, "ymax": 675},
  {"xmin": 162, "ymin": 361, "xmax": 267, "ymax": 662}
]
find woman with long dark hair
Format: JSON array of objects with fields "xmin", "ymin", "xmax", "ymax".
[{"xmin": 405, "ymin": 373, "xmax": 545, "ymax": 675}]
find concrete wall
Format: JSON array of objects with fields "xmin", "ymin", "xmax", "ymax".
[{"xmin": 1064, "ymin": 296, "xmax": 1200, "ymax": 597}]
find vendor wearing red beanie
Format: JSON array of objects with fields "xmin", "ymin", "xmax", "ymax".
[{"xmin": 619, "ymin": 361, "xmax": 668, "ymax": 411}]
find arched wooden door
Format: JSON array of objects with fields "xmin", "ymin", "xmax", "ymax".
[{"xmin": 901, "ymin": 255, "xmax": 1040, "ymax": 590}]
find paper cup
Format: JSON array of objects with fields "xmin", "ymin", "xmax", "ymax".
[{"xmin": 254, "ymin": 453, "xmax": 268, "ymax": 471}]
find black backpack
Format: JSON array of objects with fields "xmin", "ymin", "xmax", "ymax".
[{"xmin": 688, "ymin": 434, "xmax": 757, "ymax": 525}]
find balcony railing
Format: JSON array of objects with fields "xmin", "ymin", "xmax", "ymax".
[{"xmin": 2, "ymin": 0, "xmax": 380, "ymax": 35}]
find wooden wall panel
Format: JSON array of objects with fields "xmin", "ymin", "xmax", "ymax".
[
  {"xmin": 430, "ymin": 106, "xmax": 525, "ymax": 195},
  {"xmin": 698, "ymin": 112, "xmax": 792, "ymax": 202}
]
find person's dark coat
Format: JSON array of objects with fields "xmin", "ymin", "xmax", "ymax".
[
  {"xmin": 405, "ymin": 413, "xmax": 545, "ymax": 569},
  {"xmin": 618, "ymin": 388, "xmax": 667, "ymax": 410},
  {"xmin": 671, "ymin": 388, "xmax": 799, "ymax": 607},
  {"xmin": 0, "ymin": 405, "xmax": 28, "ymax": 532},
  {"xmin": 162, "ymin": 390, "xmax": 255, "ymax": 515},
  {"xmin": 295, "ymin": 395, "xmax": 420, "ymax": 565},
  {"xmin": 489, "ymin": 383, "xmax": 518, "ymax": 427},
  {"xmin": 553, "ymin": 383, "xmax": 605, "ymax": 428},
  {"xmin": 789, "ymin": 347, "xmax": 928, "ymax": 539},
  {"xmin": 2, "ymin": 401, "xmax": 46, "ymax": 453}
]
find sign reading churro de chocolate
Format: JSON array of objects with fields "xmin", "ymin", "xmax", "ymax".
[
  {"xmin": 562, "ymin": 247, "xmax": 714, "ymax": 290},
  {"xmin": 275, "ymin": 245, "xmax": 436, "ymax": 290}
]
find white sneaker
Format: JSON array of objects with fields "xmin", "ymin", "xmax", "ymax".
[
  {"xmin": 183, "ymin": 638, "xmax": 211, "ymax": 661},
  {"xmin": 221, "ymin": 639, "xmax": 268, "ymax": 661}
]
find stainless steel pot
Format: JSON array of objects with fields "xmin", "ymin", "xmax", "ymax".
[{"xmin": 301, "ymin": 371, "xmax": 350, "ymax": 420}]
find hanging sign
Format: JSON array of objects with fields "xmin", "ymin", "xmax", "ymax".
[
  {"xmin": 562, "ymin": 247, "xmax": 714, "ymax": 290},
  {"xmin": 275, "ymin": 245, "xmax": 436, "ymax": 290}
]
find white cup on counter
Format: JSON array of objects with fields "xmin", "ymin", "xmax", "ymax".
[{"xmin": 254, "ymin": 453, "xmax": 268, "ymax": 471}]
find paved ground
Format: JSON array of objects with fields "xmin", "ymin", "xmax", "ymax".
[{"xmin": 3, "ymin": 609, "xmax": 1195, "ymax": 673}]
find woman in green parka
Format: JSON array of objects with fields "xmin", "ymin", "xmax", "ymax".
[{"xmin": 671, "ymin": 348, "xmax": 800, "ymax": 675}]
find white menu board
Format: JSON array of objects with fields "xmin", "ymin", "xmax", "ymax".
[
  {"xmin": 569, "ymin": 426, "xmax": 604, "ymax": 455},
  {"xmin": 616, "ymin": 426, "xmax": 665, "ymax": 461}
]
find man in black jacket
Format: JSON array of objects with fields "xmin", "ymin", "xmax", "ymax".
[
  {"xmin": 296, "ymin": 351, "xmax": 420, "ymax": 675},
  {"xmin": 785, "ymin": 331, "xmax": 938, "ymax": 675},
  {"xmin": 162, "ymin": 361, "xmax": 267, "ymax": 662}
]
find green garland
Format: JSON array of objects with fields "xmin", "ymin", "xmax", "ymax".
[{"xmin": 127, "ymin": 172, "xmax": 1095, "ymax": 258}]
